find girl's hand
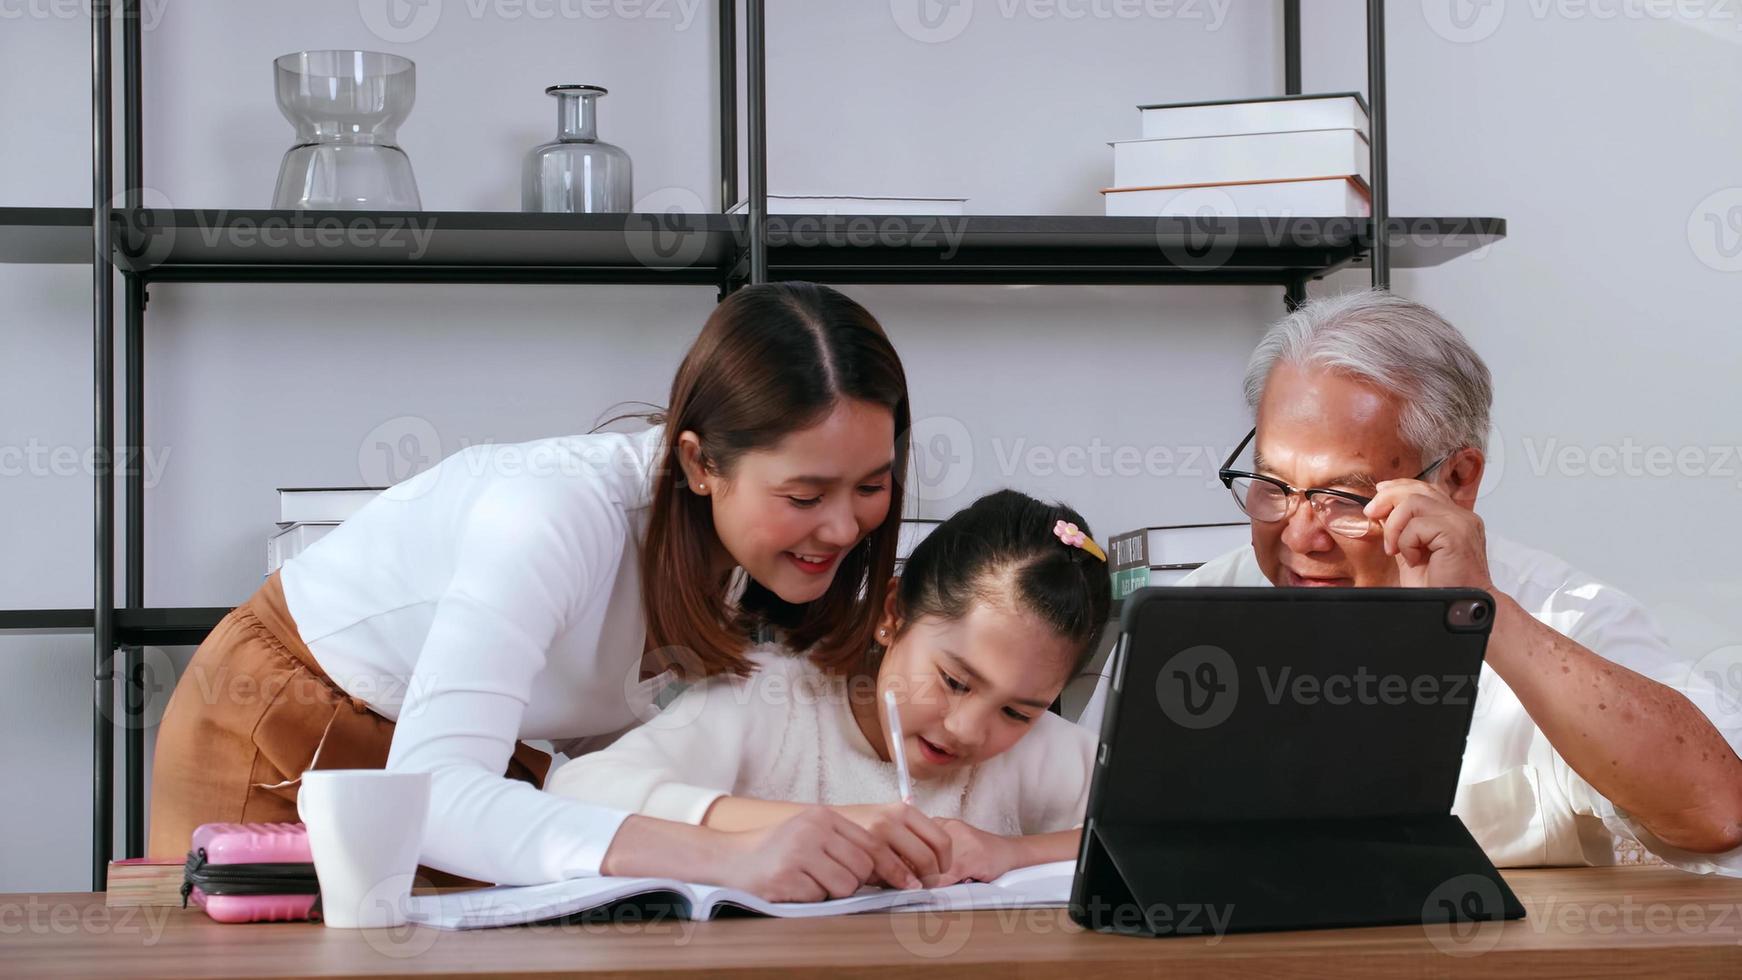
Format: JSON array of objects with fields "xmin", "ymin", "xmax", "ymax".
[
  {"xmin": 934, "ymin": 818, "xmax": 1021, "ymax": 886},
  {"xmin": 711, "ymin": 808, "xmax": 885, "ymax": 902},
  {"xmin": 834, "ymin": 802, "xmax": 954, "ymax": 889}
]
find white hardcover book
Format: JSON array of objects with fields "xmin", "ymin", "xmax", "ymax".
[
  {"xmin": 266, "ymin": 522, "xmax": 340, "ymax": 574},
  {"xmin": 405, "ymin": 860, "xmax": 1075, "ymax": 930},
  {"xmin": 1138, "ymin": 93, "xmax": 1369, "ymax": 141},
  {"xmin": 1110, "ymin": 129, "xmax": 1371, "ymax": 190},
  {"xmin": 1103, "ymin": 177, "xmax": 1370, "ymax": 218},
  {"xmin": 727, "ymin": 195, "xmax": 967, "ymax": 216},
  {"xmin": 277, "ymin": 487, "xmax": 385, "ymax": 524}
]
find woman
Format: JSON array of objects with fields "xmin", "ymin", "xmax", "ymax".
[{"xmin": 149, "ymin": 282, "xmax": 921, "ymax": 901}]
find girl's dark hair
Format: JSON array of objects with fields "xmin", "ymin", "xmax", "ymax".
[
  {"xmin": 892, "ymin": 490, "xmax": 1112, "ymax": 680},
  {"xmin": 641, "ymin": 281, "xmax": 911, "ymax": 678}
]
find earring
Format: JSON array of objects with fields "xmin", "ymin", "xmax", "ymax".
[
  {"xmin": 695, "ymin": 482, "xmax": 706, "ymax": 492},
  {"xmin": 878, "ymin": 628, "xmax": 887, "ymax": 638}
]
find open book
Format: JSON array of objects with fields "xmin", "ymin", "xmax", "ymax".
[{"xmin": 405, "ymin": 860, "xmax": 1075, "ymax": 930}]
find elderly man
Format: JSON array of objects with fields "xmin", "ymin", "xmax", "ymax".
[{"xmin": 1082, "ymin": 289, "xmax": 1742, "ymax": 872}]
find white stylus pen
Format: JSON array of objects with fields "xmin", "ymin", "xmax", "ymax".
[{"xmin": 883, "ymin": 689, "xmax": 914, "ymax": 804}]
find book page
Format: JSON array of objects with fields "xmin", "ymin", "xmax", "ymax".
[
  {"xmin": 687, "ymin": 883, "xmax": 926, "ymax": 919},
  {"xmin": 405, "ymin": 876, "xmax": 694, "ymax": 930},
  {"xmin": 898, "ymin": 861, "xmax": 1078, "ymax": 913}
]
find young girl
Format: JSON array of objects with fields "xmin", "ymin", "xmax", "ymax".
[
  {"xmin": 150, "ymin": 282, "xmax": 917, "ymax": 903},
  {"xmin": 547, "ymin": 489, "xmax": 1113, "ymax": 887}
]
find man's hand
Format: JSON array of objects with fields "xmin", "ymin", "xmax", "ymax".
[{"xmin": 1364, "ymin": 479, "xmax": 1495, "ymax": 592}]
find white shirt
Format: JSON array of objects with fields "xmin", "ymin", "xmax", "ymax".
[
  {"xmin": 280, "ymin": 425, "xmax": 676, "ymax": 885},
  {"xmin": 546, "ymin": 647, "xmax": 1098, "ymax": 836},
  {"xmin": 1079, "ymin": 535, "xmax": 1742, "ymax": 875}
]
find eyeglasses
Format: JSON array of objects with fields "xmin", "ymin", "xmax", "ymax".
[{"xmin": 1217, "ymin": 427, "xmax": 1450, "ymax": 539}]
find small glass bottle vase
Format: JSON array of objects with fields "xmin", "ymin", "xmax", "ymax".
[
  {"xmin": 272, "ymin": 50, "xmax": 423, "ymax": 211},
  {"xmin": 523, "ymin": 85, "xmax": 633, "ymax": 213}
]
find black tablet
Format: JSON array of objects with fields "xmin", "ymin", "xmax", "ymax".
[{"xmin": 1070, "ymin": 586, "xmax": 1525, "ymax": 938}]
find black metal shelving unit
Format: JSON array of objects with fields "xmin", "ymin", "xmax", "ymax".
[{"xmin": 0, "ymin": 0, "xmax": 1504, "ymax": 888}]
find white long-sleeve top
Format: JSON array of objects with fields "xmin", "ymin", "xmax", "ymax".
[
  {"xmin": 546, "ymin": 646, "xmax": 1099, "ymax": 836},
  {"xmin": 280, "ymin": 424, "xmax": 677, "ymax": 885},
  {"xmin": 1079, "ymin": 534, "xmax": 1742, "ymax": 875}
]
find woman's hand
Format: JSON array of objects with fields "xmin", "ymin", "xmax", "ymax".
[
  {"xmin": 835, "ymin": 802, "xmax": 955, "ymax": 888},
  {"xmin": 933, "ymin": 818, "xmax": 1021, "ymax": 886}
]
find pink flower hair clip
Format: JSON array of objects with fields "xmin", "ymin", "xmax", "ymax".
[{"xmin": 1053, "ymin": 520, "xmax": 1108, "ymax": 562}]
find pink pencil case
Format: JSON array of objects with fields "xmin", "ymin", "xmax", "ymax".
[{"xmin": 182, "ymin": 821, "xmax": 322, "ymax": 923}]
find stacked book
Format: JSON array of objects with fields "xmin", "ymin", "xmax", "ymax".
[
  {"xmin": 1107, "ymin": 522, "xmax": 1249, "ymax": 600},
  {"xmin": 267, "ymin": 487, "xmax": 384, "ymax": 575},
  {"xmin": 1102, "ymin": 93, "xmax": 1372, "ymax": 218},
  {"xmin": 105, "ymin": 857, "xmax": 187, "ymax": 907}
]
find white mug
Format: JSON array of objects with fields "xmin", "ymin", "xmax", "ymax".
[{"xmin": 296, "ymin": 769, "xmax": 431, "ymax": 929}]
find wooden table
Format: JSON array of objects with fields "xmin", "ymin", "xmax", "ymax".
[{"xmin": 3, "ymin": 867, "xmax": 1740, "ymax": 978}]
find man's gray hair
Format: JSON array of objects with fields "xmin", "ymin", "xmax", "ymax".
[{"xmin": 1243, "ymin": 290, "xmax": 1493, "ymax": 458}]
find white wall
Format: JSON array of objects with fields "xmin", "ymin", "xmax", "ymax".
[{"xmin": 3, "ymin": 0, "xmax": 1739, "ymax": 889}]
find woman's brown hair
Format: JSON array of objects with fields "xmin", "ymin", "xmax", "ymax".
[{"xmin": 640, "ymin": 282, "xmax": 910, "ymax": 678}]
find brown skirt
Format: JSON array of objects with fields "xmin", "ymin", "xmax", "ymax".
[{"xmin": 148, "ymin": 571, "xmax": 551, "ymax": 861}]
